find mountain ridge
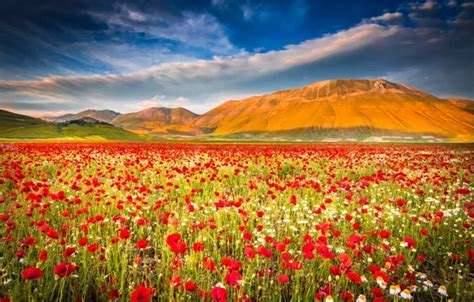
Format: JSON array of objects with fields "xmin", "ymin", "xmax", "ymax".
[
  {"xmin": 3, "ymin": 79, "xmax": 474, "ymax": 142},
  {"xmin": 47, "ymin": 109, "xmax": 121, "ymax": 123}
]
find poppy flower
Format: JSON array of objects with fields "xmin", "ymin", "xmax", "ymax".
[
  {"xmin": 63, "ymin": 246, "xmax": 76, "ymax": 258},
  {"xmin": 211, "ymin": 284, "xmax": 227, "ymax": 302},
  {"xmin": 184, "ymin": 281, "xmax": 198, "ymax": 292},
  {"xmin": 225, "ymin": 271, "xmax": 242, "ymax": 287},
  {"xmin": 278, "ymin": 274, "xmax": 289, "ymax": 283},
  {"xmin": 130, "ymin": 285, "xmax": 154, "ymax": 302},
  {"xmin": 119, "ymin": 229, "xmax": 131, "ymax": 240},
  {"xmin": 346, "ymin": 271, "xmax": 362, "ymax": 284},
  {"xmin": 193, "ymin": 242, "xmax": 204, "ymax": 252},
  {"xmin": 78, "ymin": 237, "xmax": 88, "ymax": 246},
  {"xmin": 136, "ymin": 239, "xmax": 148, "ymax": 249},
  {"xmin": 87, "ymin": 243, "xmax": 99, "ymax": 253},
  {"xmin": 54, "ymin": 262, "xmax": 76, "ymax": 278},
  {"xmin": 22, "ymin": 267, "xmax": 43, "ymax": 280},
  {"xmin": 379, "ymin": 230, "xmax": 391, "ymax": 239},
  {"xmin": 39, "ymin": 250, "xmax": 48, "ymax": 261}
]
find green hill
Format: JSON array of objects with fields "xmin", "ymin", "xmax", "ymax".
[{"xmin": 0, "ymin": 110, "xmax": 145, "ymax": 141}]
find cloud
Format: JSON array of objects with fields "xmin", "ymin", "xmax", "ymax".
[
  {"xmin": 98, "ymin": 7, "xmax": 235, "ymax": 53},
  {"xmin": 370, "ymin": 12, "xmax": 403, "ymax": 23},
  {"xmin": 0, "ymin": 1, "xmax": 235, "ymax": 80},
  {"xmin": 1, "ymin": 0, "xmax": 473, "ymax": 115},
  {"xmin": 0, "ymin": 23, "xmax": 400, "ymax": 113}
]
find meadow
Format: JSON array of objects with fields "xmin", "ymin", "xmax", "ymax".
[{"xmin": 0, "ymin": 143, "xmax": 472, "ymax": 301}]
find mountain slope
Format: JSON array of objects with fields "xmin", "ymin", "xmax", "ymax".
[
  {"xmin": 48, "ymin": 109, "xmax": 121, "ymax": 123},
  {"xmin": 112, "ymin": 107, "xmax": 200, "ymax": 135},
  {"xmin": 193, "ymin": 79, "xmax": 474, "ymax": 141},
  {"xmin": 0, "ymin": 110, "xmax": 143, "ymax": 141},
  {"xmin": 446, "ymin": 98, "xmax": 474, "ymax": 115}
]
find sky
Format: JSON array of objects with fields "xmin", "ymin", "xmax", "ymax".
[{"xmin": 0, "ymin": 0, "xmax": 473, "ymax": 116}]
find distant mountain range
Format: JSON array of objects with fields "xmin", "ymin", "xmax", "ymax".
[
  {"xmin": 47, "ymin": 109, "xmax": 121, "ymax": 123},
  {"xmin": 3, "ymin": 79, "xmax": 474, "ymax": 142}
]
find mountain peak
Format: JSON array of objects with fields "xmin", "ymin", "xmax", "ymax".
[
  {"xmin": 297, "ymin": 79, "xmax": 431, "ymax": 99},
  {"xmin": 47, "ymin": 108, "xmax": 121, "ymax": 123}
]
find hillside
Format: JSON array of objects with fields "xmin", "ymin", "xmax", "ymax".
[
  {"xmin": 193, "ymin": 79, "xmax": 474, "ymax": 141},
  {"xmin": 111, "ymin": 107, "xmax": 200, "ymax": 135},
  {"xmin": 446, "ymin": 98, "xmax": 474, "ymax": 115},
  {"xmin": 47, "ymin": 109, "xmax": 121, "ymax": 123},
  {"xmin": 0, "ymin": 110, "xmax": 143, "ymax": 141}
]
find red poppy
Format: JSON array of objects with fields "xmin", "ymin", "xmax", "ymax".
[
  {"xmin": 193, "ymin": 242, "xmax": 204, "ymax": 252},
  {"xmin": 278, "ymin": 274, "xmax": 289, "ymax": 283},
  {"xmin": 211, "ymin": 286, "xmax": 227, "ymax": 302},
  {"xmin": 136, "ymin": 239, "xmax": 148, "ymax": 249},
  {"xmin": 346, "ymin": 271, "xmax": 362, "ymax": 284},
  {"xmin": 130, "ymin": 285, "xmax": 154, "ymax": 302},
  {"xmin": 63, "ymin": 246, "xmax": 76, "ymax": 258},
  {"xmin": 225, "ymin": 271, "xmax": 242, "ymax": 287},
  {"xmin": 109, "ymin": 289, "xmax": 120, "ymax": 299},
  {"xmin": 78, "ymin": 237, "xmax": 88, "ymax": 246},
  {"xmin": 184, "ymin": 281, "xmax": 198, "ymax": 292},
  {"xmin": 87, "ymin": 243, "xmax": 99, "ymax": 253},
  {"xmin": 120, "ymin": 228, "xmax": 131, "ymax": 240},
  {"xmin": 39, "ymin": 250, "xmax": 48, "ymax": 261},
  {"xmin": 54, "ymin": 262, "xmax": 76, "ymax": 278},
  {"xmin": 22, "ymin": 267, "xmax": 43, "ymax": 280}
]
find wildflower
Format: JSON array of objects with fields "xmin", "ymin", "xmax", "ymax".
[
  {"xmin": 278, "ymin": 274, "xmax": 289, "ymax": 283},
  {"xmin": 438, "ymin": 285, "xmax": 448, "ymax": 296},
  {"xmin": 136, "ymin": 239, "xmax": 148, "ymax": 249},
  {"xmin": 54, "ymin": 262, "xmax": 76, "ymax": 278},
  {"xmin": 376, "ymin": 276, "xmax": 387, "ymax": 289},
  {"xmin": 184, "ymin": 281, "xmax": 198, "ymax": 292},
  {"xmin": 130, "ymin": 285, "xmax": 154, "ymax": 302},
  {"xmin": 356, "ymin": 295, "xmax": 366, "ymax": 302},
  {"xmin": 225, "ymin": 271, "xmax": 242, "ymax": 287},
  {"xmin": 325, "ymin": 295, "xmax": 334, "ymax": 302},
  {"xmin": 423, "ymin": 280, "xmax": 433, "ymax": 288},
  {"xmin": 21, "ymin": 267, "xmax": 43, "ymax": 280},
  {"xmin": 389, "ymin": 284, "xmax": 401, "ymax": 295},
  {"xmin": 211, "ymin": 283, "xmax": 227, "ymax": 302},
  {"xmin": 400, "ymin": 289, "xmax": 412, "ymax": 299}
]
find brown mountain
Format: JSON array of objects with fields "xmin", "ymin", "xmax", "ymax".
[
  {"xmin": 111, "ymin": 107, "xmax": 200, "ymax": 135},
  {"xmin": 193, "ymin": 79, "xmax": 474, "ymax": 141},
  {"xmin": 446, "ymin": 98, "xmax": 474, "ymax": 115},
  {"xmin": 47, "ymin": 109, "xmax": 121, "ymax": 123}
]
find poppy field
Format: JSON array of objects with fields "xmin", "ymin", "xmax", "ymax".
[{"xmin": 0, "ymin": 143, "xmax": 473, "ymax": 302}]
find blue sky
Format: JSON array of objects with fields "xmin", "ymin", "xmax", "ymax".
[{"xmin": 0, "ymin": 0, "xmax": 473, "ymax": 116}]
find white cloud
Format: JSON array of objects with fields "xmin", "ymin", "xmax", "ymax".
[
  {"xmin": 0, "ymin": 23, "xmax": 399, "ymax": 114},
  {"xmin": 98, "ymin": 8, "xmax": 234, "ymax": 54},
  {"xmin": 370, "ymin": 12, "xmax": 403, "ymax": 23}
]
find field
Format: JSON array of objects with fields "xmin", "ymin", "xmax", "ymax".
[{"xmin": 0, "ymin": 143, "xmax": 473, "ymax": 302}]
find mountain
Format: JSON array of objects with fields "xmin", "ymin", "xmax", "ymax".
[
  {"xmin": 111, "ymin": 107, "xmax": 200, "ymax": 135},
  {"xmin": 3, "ymin": 79, "xmax": 474, "ymax": 142},
  {"xmin": 446, "ymin": 98, "xmax": 474, "ymax": 115},
  {"xmin": 193, "ymin": 79, "xmax": 474, "ymax": 141},
  {"xmin": 0, "ymin": 109, "xmax": 143, "ymax": 141},
  {"xmin": 47, "ymin": 109, "xmax": 121, "ymax": 123}
]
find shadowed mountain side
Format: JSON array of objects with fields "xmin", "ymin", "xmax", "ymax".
[
  {"xmin": 446, "ymin": 98, "xmax": 474, "ymax": 115},
  {"xmin": 47, "ymin": 109, "xmax": 121, "ymax": 123},
  {"xmin": 0, "ymin": 110, "xmax": 144, "ymax": 141},
  {"xmin": 111, "ymin": 107, "xmax": 200, "ymax": 134}
]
